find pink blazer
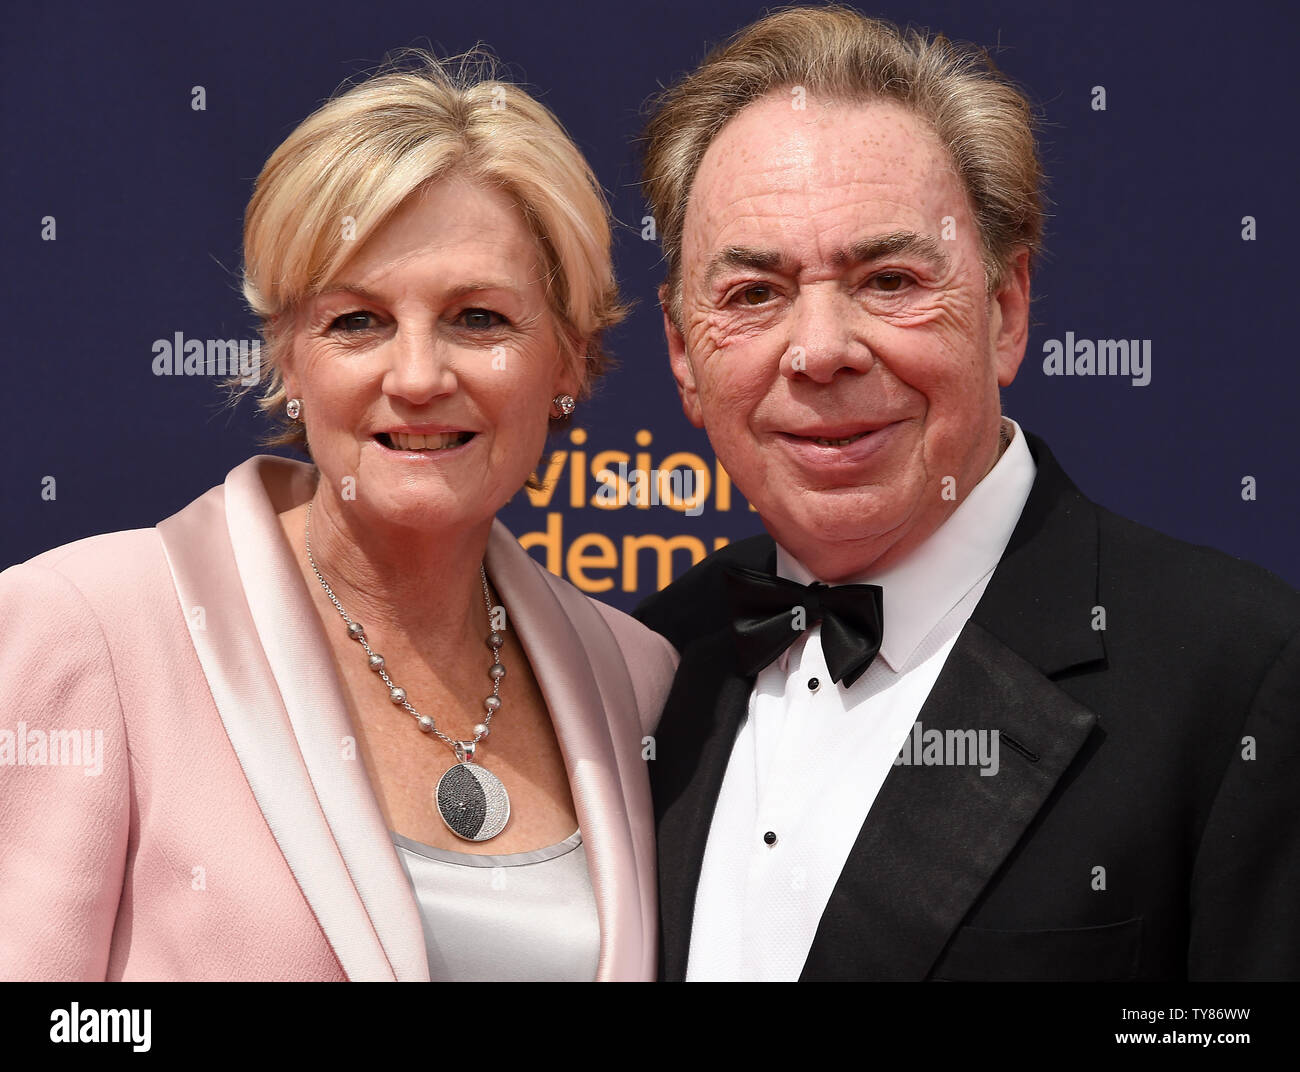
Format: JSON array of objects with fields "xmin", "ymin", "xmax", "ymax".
[{"xmin": 0, "ymin": 455, "xmax": 677, "ymax": 981}]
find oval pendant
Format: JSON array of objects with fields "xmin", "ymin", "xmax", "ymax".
[{"xmin": 436, "ymin": 762, "xmax": 511, "ymax": 841}]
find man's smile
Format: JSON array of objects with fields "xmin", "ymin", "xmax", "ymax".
[{"xmin": 771, "ymin": 421, "xmax": 903, "ymax": 467}]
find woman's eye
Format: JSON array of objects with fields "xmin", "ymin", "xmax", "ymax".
[
  {"xmin": 330, "ymin": 311, "xmax": 377, "ymax": 332},
  {"xmin": 870, "ymin": 273, "xmax": 908, "ymax": 293},
  {"xmin": 736, "ymin": 285, "xmax": 774, "ymax": 306},
  {"xmin": 459, "ymin": 308, "xmax": 506, "ymax": 330}
]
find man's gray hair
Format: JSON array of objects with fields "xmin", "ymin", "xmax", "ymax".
[{"xmin": 641, "ymin": 5, "xmax": 1045, "ymax": 327}]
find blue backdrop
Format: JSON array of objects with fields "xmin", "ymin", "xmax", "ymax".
[{"xmin": 3, "ymin": 0, "xmax": 1296, "ymax": 613}]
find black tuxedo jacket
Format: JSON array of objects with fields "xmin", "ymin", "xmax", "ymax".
[{"xmin": 634, "ymin": 432, "xmax": 1300, "ymax": 980}]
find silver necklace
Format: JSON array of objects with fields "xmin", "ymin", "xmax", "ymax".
[{"xmin": 304, "ymin": 501, "xmax": 511, "ymax": 842}]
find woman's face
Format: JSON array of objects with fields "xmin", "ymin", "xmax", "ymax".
[{"xmin": 283, "ymin": 174, "xmax": 579, "ymax": 537}]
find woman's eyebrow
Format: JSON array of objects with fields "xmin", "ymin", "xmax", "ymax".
[{"xmin": 315, "ymin": 279, "xmax": 521, "ymax": 304}]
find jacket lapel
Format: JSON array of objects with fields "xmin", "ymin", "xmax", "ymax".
[
  {"xmin": 800, "ymin": 432, "xmax": 1109, "ymax": 979},
  {"xmin": 158, "ymin": 456, "xmax": 428, "ymax": 982},
  {"xmin": 651, "ymin": 628, "xmax": 756, "ymax": 982},
  {"xmin": 484, "ymin": 520, "xmax": 655, "ymax": 981},
  {"xmin": 800, "ymin": 622, "xmax": 1098, "ymax": 979},
  {"xmin": 648, "ymin": 538, "xmax": 778, "ymax": 981},
  {"xmin": 160, "ymin": 457, "xmax": 655, "ymax": 982}
]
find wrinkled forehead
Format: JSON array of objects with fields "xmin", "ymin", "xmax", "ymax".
[
  {"xmin": 683, "ymin": 93, "xmax": 974, "ymax": 261},
  {"xmin": 337, "ymin": 178, "xmax": 548, "ymax": 287}
]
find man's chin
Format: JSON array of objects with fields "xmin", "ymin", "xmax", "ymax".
[{"xmin": 759, "ymin": 495, "xmax": 912, "ymax": 575}]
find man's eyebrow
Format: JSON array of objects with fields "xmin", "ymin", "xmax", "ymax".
[
  {"xmin": 704, "ymin": 246, "xmax": 792, "ymax": 287},
  {"xmin": 703, "ymin": 232, "xmax": 951, "ymax": 288},
  {"xmin": 834, "ymin": 231, "xmax": 952, "ymax": 273}
]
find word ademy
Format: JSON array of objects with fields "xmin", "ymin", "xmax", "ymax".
[
  {"xmin": 152, "ymin": 332, "xmax": 261, "ymax": 385},
  {"xmin": 1041, "ymin": 333, "xmax": 1151, "ymax": 386},
  {"xmin": 893, "ymin": 721, "xmax": 1000, "ymax": 777},
  {"xmin": 520, "ymin": 512, "xmax": 731, "ymax": 594},
  {"xmin": 0, "ymin": 723, "xmax": 103, "ymax": 775},
  {"xmin": 50, "ymin": 1004, "xmax": 151, "ymax": 1052}
]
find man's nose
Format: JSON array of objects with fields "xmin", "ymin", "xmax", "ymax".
[
  {"xmin": 778, "ymin": 287, "xmax": 875, "ymax": 383},
  {"xmin": 382, "ymin": 327, "xmax": 458, "ymax": 404}
]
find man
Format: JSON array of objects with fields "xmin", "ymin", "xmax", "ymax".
[{"xmin": 635, "ymin": 6, "xmax": 1300, "ymax": 981}]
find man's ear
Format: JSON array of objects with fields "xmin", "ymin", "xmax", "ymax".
[
  {"xmin": 660, "ymin": 284, "xmax": 704, "ymax": 428},
  {"xmin": 991, "ymin": 248, "xmax": 1031, "ymax": 387}
]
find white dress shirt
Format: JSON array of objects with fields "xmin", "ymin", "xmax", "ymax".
[{"xmin": 685, "ymin": 418, "xmax": 1038, "ymax": 981}]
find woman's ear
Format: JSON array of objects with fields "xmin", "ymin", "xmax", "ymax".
[
  {"xmin": 273, "ymin": 313, "xmax": 299, "ymax": 397},
  {"xmin": 557, "ymin": 334, "xmax": 589, "ymax": 400}
]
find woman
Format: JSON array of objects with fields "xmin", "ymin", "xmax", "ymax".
[{"xmin": 0, "ymin": 51, "xmax": 676, "ymax": 981}]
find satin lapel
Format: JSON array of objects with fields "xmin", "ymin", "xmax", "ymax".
[
  {"xmin": 800, "ymin": 622, "xmax": 1099, "ymax": 980},
  {"xmin": 799, "ymin": 438, "xmax": 1107, "ymax": 980},
  {"xmin": 156, "ymin": 456, "xmax": 428, "ymax": 982},
  {"xmin": 650, "ymin": 627, "xmax": 756, "ymax": 982},
  {"xmin": 485, "ymin": 521, "xmax": 650, "ymax": 981},
  {"xmin": 972, "ymin": 432, "xmax": 1107, "ymax": 673}
]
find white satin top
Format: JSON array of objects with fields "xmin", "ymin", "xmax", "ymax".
[{"xmin": 391, "ymin": 829, "xmax": 600, "ymax": 981}]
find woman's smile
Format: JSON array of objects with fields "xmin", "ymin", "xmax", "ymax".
[{"xmin": 372, "ymin": 429, "xmax": 478, "ymax": 454}]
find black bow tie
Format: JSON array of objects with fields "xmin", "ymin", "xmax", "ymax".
[{"xmin": 724, "ymin": 565, "xmax": 884, "ymax": 688}]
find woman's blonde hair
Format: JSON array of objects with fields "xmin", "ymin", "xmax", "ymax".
[
  {"xmin": 237, "ymin": 47, "xmax": 627, "ymax": 450},
  {"xmin": 641, "ymin": 5, "xmax": 1046, "ymax": 328}
]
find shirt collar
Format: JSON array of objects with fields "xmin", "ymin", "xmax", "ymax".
[{"xmin": 775, "ymin": 417, "xmax": 1037, "ymax": 673}]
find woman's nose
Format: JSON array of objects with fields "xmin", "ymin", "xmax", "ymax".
[{"xmin": 382, "ymin": 328, "xmax": 458, "ymax": 404}]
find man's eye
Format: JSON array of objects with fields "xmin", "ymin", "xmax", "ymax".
[
  {"xmin": 870, "ymin": 273, "xmax": 908, "ymax": 292},
  {"xmin": 330, "ymin": 311, "xmax": 377, "ymax": 332},
  {"xmin": 459, "ymin": 308, "xmax": 507, "ymax": 330},
  {"xmin": 736, "ymin": 285, "xmax": 774, "ymax": 306}
]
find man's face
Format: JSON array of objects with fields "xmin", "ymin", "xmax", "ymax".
[{"xmin": 666, "ymin": 93, "xmax": 1030, "ymax": 581}]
